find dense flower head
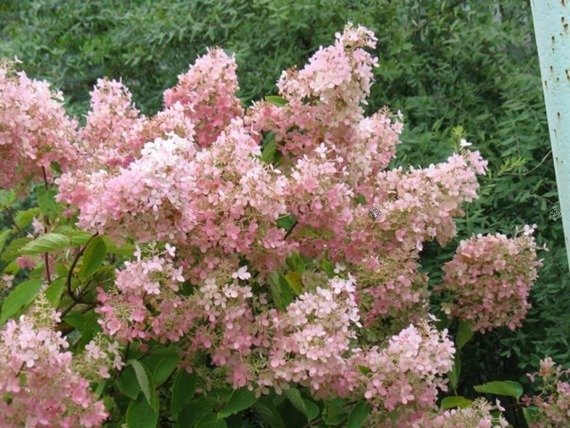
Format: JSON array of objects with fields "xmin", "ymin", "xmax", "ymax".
[
  {"xmin": 261, "ymin": 275, "xmax": 361, "ymax": 395},
  {"xmin": 0, "ymin": 315, "xmax": 107, "ymax": 427},
  {"xmin": 80, "ymin": 77, "xmax": 146, "ymax": 168},
  {"xmin": 526, "ymin": 358, "xmax": 570, "ymax": 428},
  {"xmin": 0, "ymin": 62, "xmax": 79, "ymax": 188},
  {"xmin": 97, "ymin": 245, "xmax": 188, "ymax": 342},
  {"xmin": 441, "ymin": 226, "xmax": 542, "ymax": 332},
  {"xmin": 348, "ymin": 320, "xmax": 455, "ymax": 420},
  {"xmin": 413, "ymin": 398, "xmax": 509, "ymax": 428},
  {"xmin": 164, "ymin": 47, "xmax": 243, "ymax": 148}
]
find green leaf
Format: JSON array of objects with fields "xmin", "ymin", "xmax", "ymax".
[
  {"xmin": 269, "ymin": 271, "xmax": 294, "ymax": 310},
  {"xmin": 474, "ymin": 381, "xmax": 524, "ymax": 400},
  {"xmin": 126, "ymin": 393, "xmax": 159, "ymax": 428},
  {"xmin": 284, "ymin": 271, "xmax": 303, "ymax": 295},
  {"xmin": 0, "ymin": 278, "xmax": 43, "ymax": 324},
  {"xmin": 456, "ymin": 321, "xmax": 474, "ymax": 350},
  {"xmin": 218, "ymin": 387, "xmax": 258, "ymax": 419},
  {"xmin": 253, "ymin": 398, "xmax": 286, "ymax": 428},
  {"xmin": 0, "ymin": 229, "xmax": 11, "ymax": 254},
  {"xmin": 196, "ymin": 414, "xmax": 227, "ymax": 428},
  {"xmin": 261, "ymin": 132, "xmax": 278, "ymax": 164},
  {"xmin": 35, "ymin": 186, "xmax": 59, "ymax": 217},
  {"xmin": 265, "ymin": 95, "xmax": 287, "ymax": 106},
  {"xmin": 284, "ymin": 388, "xmax": 318, "ymax": 421},
  {"xmin": 276, "ymin": 215, "xmax": 297, "ymax": 232},
  {"xmin": 440, "ymin": 396, "xmax": 473, "ymax": 410},
  {"xmin": 129, "ymin": 359, "xmax": 159, "ymax": 411},
  {"xmin": 116, "ymin": 366, "xmax": 141, "ymax": 400},
  {"xmin": 176, "ymin": 397, "xmax": 216, "ymax": 428},
  {"xmin": 170, "ymin": 370, "xmax": 197, "ymax": 418},
  {"xmin": 20, "ymin": 233, "xmax": 72, "ymax": 255},
  {"xmin": 449, "ymin": 354, "xmax": 461, "ymax": 392},
  {"xmin": 79, "ymin": 236, "xmax": 106, "ymax": 279},
  {"xmin": 45, "ymin": 277, "xmax": 65, "ymax": 306},
  {"xmin": 152, "ymin": 354, "xmax": 179, "ymax": 386},
  {"xmin": 14, "ymin": 208, "xmax": 41, "ymax": 229},
  {"xmin": 323, "ymin": 399, "xmax": 348, "ymax": 425},
  {"xmin": 347, "ymin": 402, "xmax": 370, "ymax": 428}
]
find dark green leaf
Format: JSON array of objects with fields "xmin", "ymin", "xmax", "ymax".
[
  {"xmin": 284, "ymin": 388, "xmax": 318, "ymax": 421},
  {"xmin": 170, "ymin": 370, "xmax": 197, "ymax": 418},
  {"xmin": 347, "ymin": 402, "xmax": 370, "ymax": 428},
  {"xmin": 126, "ymin": 393, "xmax": 158, "ymax": 428},
  {"xmin": 253, "ymin": 398, "xmax": 286, "ymax": 428},
  {"xmin": 152, "ymin": 354, "xmax": 179, "ymax": 386},
  {"xmin": 117, "ymin": 366, "xmax": 141, "ymax": 400},
  {"xmin": 218, "ymin": 387, "xmax": 258, "ymax": 418},
  {"xmin": 129, "ymin": 359, "xmax": 159, "ymax": 411},
  {"xmin": 456, "ymin": 321, "xmax": 474, "ymax": 350},
  {"xmin": 79, "ymin": 236, "xmax": 106, "ymax": 279}
]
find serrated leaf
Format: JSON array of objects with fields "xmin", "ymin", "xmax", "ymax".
[
  {"xmin": 126, "ymin": 393, "xmax": 158, "ymax": 428},
  {"xmin": 35, "ymin": 186, "xmax": 59, "ymax": 217},
  {"xmin": 14, "ymin": 208, "xmax": 41, "ymax": 229},
  {"xmin": 176, "ymin": 397, "xmax": 216, "ymax": 428},
  {"xmin": 117, "ymin": 366, "xmax": 141, "ymax": 400},
  {"xmin": 45, "ymin": 277, "xmax": 65, "ymax": 306},
  {"xmin": 20, "ymin": 233, "xmax": 72, "ymax": 255},
  {"xmin": 474, "ymin": 381, "xmax": 523, "ymax": 400},
  {"xmin": 0, "ymin": 278, "xmax": 43, "ymax": 324},
  {"xmin": 129, "ymin": 359, "xmax": 159, "ymax": 411},
  {"xmin": 253, "ymin": 398, "xmax": 286, "ymax": 428},
  {"xmin": 323, "ymin": 399, "xmax": 347, "ymax": 425},
  {"xmin": 0, "ymin": 229, "xmax": 11, "ymax": 253},
  {"xmin": 347, "ymin": 402, "xmax": 370, "ymax": 428},
  {"xmin": 218, "ymin": 387, "xmax": 258, "ymax": 418},
  {"xmin": 170, "ymin": 370, "xmax": 197, "ymax": 418},
  {"xmin": 79, "ymin": 236, "xmax": 106, "ymax": 279},
  {"xmin": 152, "ymin": 354, "xmax": 179, "ymax": 386},
  {"xmin": 284, "ymin": 388, "xmax": 318, "ymax": 421},
  {"xmin": 265, "ymin": 95, "xmax": 287, "ymax": 106},
  {"xmin": 440, "ymin": 396, "xmax": 473, "ymax": 410},
  {"xmin": 456, "ymin": 320, "xmax": 474, "ymax": 350}
]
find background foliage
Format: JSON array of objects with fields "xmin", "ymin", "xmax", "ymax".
[{"xmin": 1, "ymin": 0, "xmax": 567, "ymax": 408}]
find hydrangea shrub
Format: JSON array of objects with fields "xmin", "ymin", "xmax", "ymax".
[{"xmin": 0, "ymin": 25, "xmax": 555, "ymax": 427}]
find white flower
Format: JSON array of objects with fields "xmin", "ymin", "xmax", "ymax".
[
  {"xmin": 459, "ymin": 138, "xmax": 472, "ymax": 148},
  {"xmin": 232, "ymin": 265, "xmax": 251, "ymax": 281}
]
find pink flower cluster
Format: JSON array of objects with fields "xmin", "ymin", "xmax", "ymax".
[
  {"xmin": 413, "ymin": 398, "xmax": 508, "ymax": 428},
  {"xmin": 349, "ymin": 321, "xmax": 455, "ymax": 422},
  {"xmin": 0, "ymin": 63, "xmax": 78, "ymax": 188},
  {"xmin": 97, "ymin": 245, "xmax": 188, "ymax": 342},
  {"xmin": 441, "ymin": 226, "xmax": 542, "ymax": 332},
  {"xmin": 0, "ymin": 315, "xmax": 107, "ymax": 427},
  {"xmin": 164, "ymin": 48, "xmax": 243, "ymax": 148},
  {"xmin": 526, "ymin": 358, "xmax": 570, "ymax": 428},
  {"xmin": 80, "ymin": 78, "xmax": 146, "ymax": 168}
]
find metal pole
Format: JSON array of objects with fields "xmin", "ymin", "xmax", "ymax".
[{"xmin": 531, "ymin": 0, "xmax": 570, "ymax": 268}]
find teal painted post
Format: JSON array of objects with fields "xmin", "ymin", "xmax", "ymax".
[{"xmin": 531, "ymin": 0, "xmax": 570, "ymax": 268}]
